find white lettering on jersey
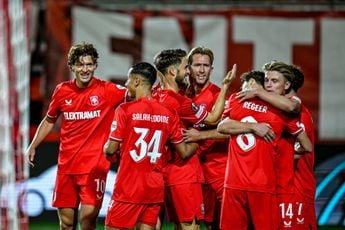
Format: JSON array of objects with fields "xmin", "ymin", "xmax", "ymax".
[
  {"xmin": 63, "ymin": 110, "xmax": 101, "ymax": 120},
  {"xmin": 243, "ymin": 101, "xmax": 268, "ymax": 113},
  {"xmin": 132, "ymin": 113, "xmax": 169, "ymax": 124}
]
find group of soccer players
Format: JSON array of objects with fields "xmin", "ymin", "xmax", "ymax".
[{"xmin": 26, "ymin": 41, "xmax": 316, "ymax": 230}]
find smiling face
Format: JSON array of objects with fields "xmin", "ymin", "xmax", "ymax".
[
  {"xmin": 174, "ymin": 56, "xmax": 190, "ymax": 88},
  {"xmin": 72, "ymin": 55, "xmax": 97, "ymax": 88},
  {"xmin": 264, "ymin": 70, "xmax": 290, "ymax": 95},
  {"xmin": 189, "ymin": 53, "xmax": 213, "ymax": 87}
]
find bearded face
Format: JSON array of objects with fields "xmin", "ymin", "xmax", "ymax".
[{"xmin": 174, "ymin": 57, "xmax": 190, "ymax": 89}]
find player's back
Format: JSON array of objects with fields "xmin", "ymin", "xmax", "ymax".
[
  {"xmin": 112, "ymin": 97, "xmax": 183, "ymax": 203},
  {"xmin": 225, "ymin": 95, "xmax": 301, "ymax": 193}
]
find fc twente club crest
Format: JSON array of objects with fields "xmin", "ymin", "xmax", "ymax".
[{"xmin": 90, "ymin": 96, "xmax": 99, "ymax": 106}]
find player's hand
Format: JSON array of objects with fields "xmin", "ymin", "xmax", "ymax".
[
  {"xmin": 222, "ymin": 64, "xmax": 237, "ymax": 87},
  {"xmin": 105, "ymin": 153, "xmax": 118, "ymax": 163},
  {"xmin": 25, "ymin": 146, "xmax": 36, "ymax": 168},
  {"xmin": 235, "ymin": 88, "xmax": 260, "ymax": 103},
  {"xmin": 182, "ymin": 128, "xmax": 200, "ymax": 143},
  {"xmin": 252, "ymin": 123, "xmax": 275, "ymax": 143}
]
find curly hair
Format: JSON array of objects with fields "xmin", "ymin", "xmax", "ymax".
[{"xmin": 67, "ymin": 42, "xmax": 99, "ymax": 68}]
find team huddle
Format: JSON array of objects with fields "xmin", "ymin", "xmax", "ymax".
[{"xmin": 26, "ymin": 42, "xmax": 316, "ymax": 230}]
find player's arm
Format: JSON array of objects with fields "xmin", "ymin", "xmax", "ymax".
[
  {"xmin": 236, "ymin": 88, "xmax": 300, "ymax": 114},
  {"xmin": 183, "ymin": 128, "xmax": 229, "ymax": 143},
  {"xmin": 294, "ymin": 131, "xmax": 313, "ymax": 154},
  {"xmin": 203, "ymin": 64, "xmax": 237, "ymax": 125},
  {"xmin": 217, "ymin": 117, "xmax": 276, "ymax": 143},
  {"xmin": 25, "ymin": 116, "xmax": 55, "ymax": 167},
  {"xmin": 174, "ymin": 142, "xmax": 199, "ymax": 159},
  {"xmin": 103, "ymin": 139, "xmax": 120, "ymax": 162}
]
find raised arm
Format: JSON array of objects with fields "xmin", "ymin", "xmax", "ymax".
[{"xmin": 204, "ymin": 64, "xmax": 237, "ymax": 125}]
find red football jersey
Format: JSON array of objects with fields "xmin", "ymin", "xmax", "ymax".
[
  {"xmin": 276, "ymin": 133, "xmax": 295, "ymax": 194},
  {"xmin": 223, "ymin": 94, "xmax": 303, "ymax": 193},
  {"xmin": 109, "ymin": 97, "xmax": 184, "ymax": 203},
  {"xmin": 191, "ymin": 83, "xmax": 228, "ymax": 184},
  {"xmin": 152, "ymin": 88, "xmax": 208, "ymax": 185},
  {"xmin": 294, "ymin": 105, "xmax": 316, "ymax": 203},
  {"xmin": 47, "ymin": 77, "xmax": 126, "ymax": 174}
]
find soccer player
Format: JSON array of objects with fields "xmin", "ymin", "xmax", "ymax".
[
  {"xmin": 290, "ymin": 66, "xmax": 316, "ymax": 230},
  {"xmin": 184, "ymin": 46, "xmax": 228, "ymax": 229},
  {"xmin": 218, "ymin": 69, "xmax": 311, "ymax": 230},
  {"xmin": 25, "ymin": 42, "xmax": 127, "ymax": 230},
  {"xmin": 103, "ymin": 62, "xmax": 198, "ymax": 230},
  {"xmin": 153, "ymin": 48, "xmax": 236, "ymax": 230},
  {"xmin": 235, "ymin": 61, "xmax": 315, "ymax": 229}
]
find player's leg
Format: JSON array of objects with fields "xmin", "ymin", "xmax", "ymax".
[
  {"xmin": 167, "ymin": 183, "xmax": 204, "ymax": 230},
  {"xmin": 52, "ymin": 174, "xmax": 79, "ymax": 229},
  {"xmin": 57, "ymin": 208, "xmax": 78, "ymax": 230},
  {"xmin": 138, "ymin": 204, "xmax": 162, "ymax": 230},
  {"xmin": 78, "ymin": 173, "xmax": 107, "ymax": 230},
  {"xmin": 79, "ymin": 204, "xmax": 100, "ymax": 230},
  {"xmin": 180, "ymin": 218, "xmax": 201, "ymax": 230}
]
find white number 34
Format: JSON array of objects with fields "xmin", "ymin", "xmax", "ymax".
[{"xmin": 130, "ymin": 127, "xmax": 162, "ymax": 163}]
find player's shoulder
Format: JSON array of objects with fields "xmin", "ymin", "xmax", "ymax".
[
  {"xmin": 94, "ymin": 77, "xmax": 126, "ymax": 90},
  {"xmin": 54, "ymin": 80, "xmax": 75, "ymax": 92},
  {"xmin": 208, "ymin": 82, "xmax": 221, "ymax": 92}
]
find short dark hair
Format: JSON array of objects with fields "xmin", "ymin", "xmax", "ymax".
[
  {"xmin": 240, "ymin": 70, "xmax": 265, "ymax": 86},
  {"xmin": 130, "ymin": 62, "xmax": 157, "ymax": 87},
  {"xmin": 153, "ymin": 49, "xmax": 187, "ymax": 75},
  {"xmin": 291, "ymin": 65, "xmax": 304, "ymax": 92},
  {"xmin": 67, "ymin": 42, "xmax": 99, "ymax": 68}
]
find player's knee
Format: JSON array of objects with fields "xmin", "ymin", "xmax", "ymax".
[{"xmin": 59, "ymin": 219, "xmax": 76, "ymax": 230}]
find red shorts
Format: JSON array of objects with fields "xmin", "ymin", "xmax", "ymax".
[
  {"xmin": 277, "ymin": 194, "xmax": 317, "ymax": 229},
  {"xmin": 220, "ymin": 188, "xmax": 278, "ymax": 230},
  {"xmin": 202, "ymin": 184, "xmax": 217, "ymax": 223},
  {"xmin": 209, "ymin": 178, "xmax": 224, "ymax": 202},
  {"xmin": 52, "ymin": 173, "xmax": 107, "ymax": 208},
  {"xmin": 165, "ymin": 183, "xmax": 204, "ymax": 223},
  {"xmin": 293, "ymin": 202, "xmax": 317, "ymax": 230},
  {"xmin": 105, "ymin": 200, "xmax": 161, "ymax": 228}
]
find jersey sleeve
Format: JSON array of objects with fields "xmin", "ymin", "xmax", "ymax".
[
  {"xmin": 178, "ymin": 96, "xmax": 208, "ymax": 125},
  {"xmin": 46, "ymin": 84, "xmax": 62, "ymax": 121},
  {"xmin": 169, "ymin": 110, "xmax": 184, "ymax": 144},
  {"xmin": 104, "ymin": 82, "xmax": 127, "ymax": 107},
  {"xmin": 109, "ymin": 105, "xmax": 127, "ymax": 142},
  {"xmin": 285, "ymin": 116, "xmax": 304, "ymax": 136}
]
